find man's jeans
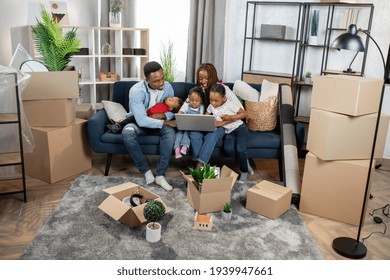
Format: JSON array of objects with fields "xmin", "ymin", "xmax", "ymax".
[
  {"xmin": 122, "ymin": 123, "xmax": 175, "ymax": 176},
  {"xmin": 189, "ymin": 127, "xmax": 225, "ymax": 164}
]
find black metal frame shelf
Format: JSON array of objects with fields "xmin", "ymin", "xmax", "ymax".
[
  {"xmin": 293, "ymin": 2, "xmax": 374, "ymax": 122},
  {"xmin": 0, "ymin": 72, "xmax": 27, "ymax": 202}
]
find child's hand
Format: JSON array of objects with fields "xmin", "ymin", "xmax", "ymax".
[{"xmin": 220, "ymin": 114, "xmax": 232, "ymax": 121}]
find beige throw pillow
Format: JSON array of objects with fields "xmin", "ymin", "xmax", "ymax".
[
  {"xmin": 233, "ymin": 80, "xmax": 260, "ymax": 102},
  {"xmin": 101, "ymin": 100, "xmax": 128, "ymax": 123},
  {"xmin": 259, "ymin": 79, "xmax": 279, "ymax": 102}
]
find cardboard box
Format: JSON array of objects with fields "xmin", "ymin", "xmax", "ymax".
[
  {"xmin": 23, "ymin": 71, "xmax": 79, "ymax": 100},
  {"xmin": 24, "ymin": 119, "xmax": 92, "ymax": 183},
  {"xmin": 307, "ymin": 109, "xmax": 390, "ymax": 160},
  {"xmin": 181, "ymin": 166, "xmax": 238, "ymax": 214},
  {"xmin": 300, "ymin": 152, "xmax": 373, "ymax": 226},
  {"xmin": 312, "ymin": 75, "xmax": 383, "ymax": 116},
  {"xmin": 75, "ymin": 103, "xmax": 94, "ymax": 119},
  {"xmin": 246, "ymin": 180, "xmax": 292, "ymax": 219},
  {"xmin": 98, "ymin": 182, "xmax": 167, "ymax": 228},
  {"xmin": 23, "ymin": 99, "xmax": 76, "ymax": 127}
]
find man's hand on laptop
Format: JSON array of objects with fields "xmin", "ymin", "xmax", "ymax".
[{"xmin": 163, "ymin": 120, "xmax": 177, "ymax": 127}]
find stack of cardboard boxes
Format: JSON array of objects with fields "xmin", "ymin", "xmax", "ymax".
[
  {"xmin": 300, "ymin": 75, "xmax": 389, "ymax": 225},
  {"xmin": 22, "ymin": 71, "xmax": 92, "ymax": 184}
]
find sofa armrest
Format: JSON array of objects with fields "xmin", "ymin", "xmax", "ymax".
[{"xmin": 86, "ymin": 109, "xmax": 109, "ymax": 153}]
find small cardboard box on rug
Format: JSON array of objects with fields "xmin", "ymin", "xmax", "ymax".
[
  {"xmin": 246, "ymin": 180, "xmax": 292, "ymax": 220},
  {"xmin": 180, "ymin": 165, "xmax": 238, "ymax": 214},
  {"xmin": 300, "ymin": 152, "xmax": 373, "ymax": 226},
  {"xmin": 307, "ymin": 109, "xmax": 390, "ymax": 160},
  {"xmin": 98, "ymin": 182, "xmax": 168, "ymax": 228},
  {"xmin": 312, "ymin": 75, "xmax": 383, "ymax": 116},
  {"xmin": 24, "ymin": 118, "xmax": 92, "ymax": 183},
  {"xmin": 22, "ymin": 71, "xmax": 79, "ymax": 127}
]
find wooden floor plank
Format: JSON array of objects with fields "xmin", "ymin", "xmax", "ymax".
[{"xmin": 0, "ymin": 154, "xmax": 389, "ymax": 260}]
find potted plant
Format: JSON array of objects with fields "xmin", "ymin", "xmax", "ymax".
[
  {"xmin": 304, "ymin": 71, "xmax": 312, "ymax": 84},
  {"xmin": 221, "ymin": 202, "xmax": 232, "ymax": 222},
  {"xmin": 31, "ymin": 7, "xmax": 81, "ymax": 71},
  {"xmin": 143, "ymin": 200, "xmax": 165, "ymax": 243},
  {"xmin": 110, "ymin": 0, "xmax": 126, "ymax": 27},
  {"xmin": 160, "ymin": 40, "xmax": 175, "ymax": 82},
  {"xmin": 188, "ymin": 163, "xmax": 217, "ymax": 192}
]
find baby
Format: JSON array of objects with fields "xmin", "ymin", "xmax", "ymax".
[{"xmin": 108, "ymin": 97, "xmax": 183, "ymax": 133}]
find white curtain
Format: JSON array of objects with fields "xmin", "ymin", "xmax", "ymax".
[{"xmin": 186, "ymin": 0, "xmax": 226, "ymax": 82}]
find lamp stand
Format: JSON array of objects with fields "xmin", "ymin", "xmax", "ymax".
[
  {"xmin": 331, "ymin": 27, "xmax": 386, "ymax": 260},
  {"xmin": 332, "ymin": 237, "xmax": 367, "ymax": 259}
]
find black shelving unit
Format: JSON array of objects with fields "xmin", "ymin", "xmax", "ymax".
[
  {"xmin": 0, "ymin": 72, "xmax": 27, "ymax": 202},
  {"xmin": 241, "ymin": 1, "xmax": 303, "ymax": 86},
  {"xmin": 294, "ymin": 2, "xmax": 374, "ymax": 122}
]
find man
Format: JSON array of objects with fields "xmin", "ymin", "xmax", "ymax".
[{"xmin": 121, "ymin": 61, "xmax": 176, "ymax": 191}]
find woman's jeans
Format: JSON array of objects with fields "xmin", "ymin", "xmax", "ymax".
[{"xmin": 223, "ymin": 124, "xmax": 249, "ymax": 172}]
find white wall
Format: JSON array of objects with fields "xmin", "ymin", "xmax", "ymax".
[{"xmin": 224, "ymin": 0, "xmax": 390, "ymax": 158}]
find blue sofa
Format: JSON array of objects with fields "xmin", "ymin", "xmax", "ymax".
[{"xmin": 87, "ymin": 81, "xmax": 305, "ymax": 178}]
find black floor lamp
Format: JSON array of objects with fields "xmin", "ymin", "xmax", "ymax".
[{"xmin": 331, "ymin": 24, "xmax": 387, "ymax": 259}]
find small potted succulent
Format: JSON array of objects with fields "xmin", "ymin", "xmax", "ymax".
[
  {"xmin": 143, "ymin": 200, "xmax": 165, "ymax": 243},
  {"xmin": 188, "ymin": 163, "xmax": 217, "ymax": 192},
  {"xmin": 304, "ymin": 71, "xmax": 312, "ymax": 84},
  {"xmin": 221, "ymin": 202, "xmax": 232, "ymax": 221}
]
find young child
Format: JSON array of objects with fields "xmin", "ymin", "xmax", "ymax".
[
  {"xmin": 174, "ymin": 86, "xmax": 205, "ymax": 158},
  {"xmin": 108, "ymin": 97, "xmax": 183, "ymax": 133},
  {"xmin": 206, "ymin": 84, "xmax": 249, "ymax": 181}
]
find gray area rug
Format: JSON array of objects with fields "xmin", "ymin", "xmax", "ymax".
[{"xmin": 20, "ymin": 175, "xmax": 322, "ymax": 260}]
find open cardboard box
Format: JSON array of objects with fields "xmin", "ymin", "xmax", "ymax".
[
  {"xmin": 180, "ymin": 165, "xmax": 238, "ymax": 214},
  {"xmin": 98, "ymin": 182, "xmax": 168, "ymax": 228},
  {"xmin": 246, "ymin": 180, "xmax": 292, "ymax": 219}
]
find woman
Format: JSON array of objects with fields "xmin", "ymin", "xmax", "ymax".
[{"xmin": 190, "ymin": 63, "xmax": 254, "ymax": 175}]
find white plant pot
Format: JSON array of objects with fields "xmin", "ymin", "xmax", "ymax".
[
  {"xmin": 146, "ymin": 222, "xmax": 161, "ymax": 243},
  {"xmin": 109, "ymin": 12, "xmax": 122, "ymax": 28},
  {"xmin": 309, "ymin": 36, "xmax": 319, "ymax": 45},
  {"xmin": 221, "ymin": 210, "xmax": 232, "ymax": 222},
  {"xmin": 304, "ymin": 77, "xmax": 312, "ymax": 84}
]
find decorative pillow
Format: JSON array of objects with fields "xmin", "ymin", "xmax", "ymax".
[
  {"xmin": 233, "ymin": 80, "xmax": 260, "ymax": 102},
  {"xmin": 259, "ymin": 79, "xmax": 279, "ymax": 102},
  {"xmin": 101, "ymin": 100, "xmax": 128, "ymax": 123},
  {"xmin": 245, "ymin": 96, "xmax": 278, "ymax": 131}
]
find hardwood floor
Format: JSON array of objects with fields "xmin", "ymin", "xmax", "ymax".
[{"xmin": 1, "ymin": 154, "xmax": 389, "ymax": 260}]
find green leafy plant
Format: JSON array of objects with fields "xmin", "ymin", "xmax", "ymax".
[
  {"xmin": 32, "ymin": 7, "xmax": 81, "ymax": 71},
  {"xmin": 110, "ymin": 0, "xmax": 126, "ymax": 13},
  {"xmin": 143, "ymin": 200, "xmax": 165, "ymax": 229},
  {"xmin": 223, "ymin": 202, "xmax": 232, "ymax": 213},
  {"xmin": 188, "ymin": 163, "xmax": 217, "ymax": 187},
  {"xmin": 160, "ymin": 40, "xmax": 175, "ymax": 83},
  {"xmin": 305, "ymin": 71, "xmax": 312, "ymax": 78}
]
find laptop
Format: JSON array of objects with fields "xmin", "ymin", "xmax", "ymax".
[{"xmin": 175, "ymin": 114, "xmax": 216, "ymax": 132}]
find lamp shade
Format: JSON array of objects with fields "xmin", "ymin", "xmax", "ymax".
[{"xmin": 331, "ymin": 24, "xmax": 365, "ymax": 52}]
